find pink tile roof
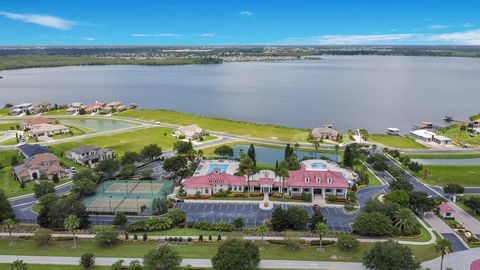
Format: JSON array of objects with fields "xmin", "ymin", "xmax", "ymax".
[
  {"xmin": 286, "ymin": 164, "xmax": 349, "ymax": 188},
  {"xmin": 184, "ymin": 173, "xmax": 246, "ymax": 188},
  {"xmin": 439, "ymin": 202, "xmax": 454, "ymax": 212}
]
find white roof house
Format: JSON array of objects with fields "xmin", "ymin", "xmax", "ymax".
[
  {"xmin": 172, "ymin": 124, "xmax": 205, "ymax": 139},
  {"xmin": 410, "ymin": 129, "xmax": 451, "ymax": 145}
]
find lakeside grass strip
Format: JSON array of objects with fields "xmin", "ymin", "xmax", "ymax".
[
  {"xmin": 368, "ymin": 134, "xmax": 426, "ymax": 149},
  {"xmin": 118, "ymin": 109, "xmax": 311, "ymax": 142}
]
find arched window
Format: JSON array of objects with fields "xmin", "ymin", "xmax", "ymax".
[
  {"xmin": 305, "ymin": 177, "xmax": 310, "ymax": 183},
  {"xmin": 327, "ymin": 177, "xmax": 333, "ymax": 184},
  {"xmin": 316, "ymin": 177, "xmax": 321, "ymax": 183}
]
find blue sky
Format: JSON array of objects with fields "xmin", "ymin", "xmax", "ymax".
[{"xmin": 0, "ymin": 0, "xmax": 479, "ymax": 45}]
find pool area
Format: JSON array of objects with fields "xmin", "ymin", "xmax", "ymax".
[
  {"xmin": 311, "ymin": 162, "xmax": 327, "ymax": 170},
  {"xmin": 207, "ymin": 164, "xmax": 229, "ymax": 174}
]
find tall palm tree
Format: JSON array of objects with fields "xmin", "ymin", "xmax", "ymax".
[
  {"xmin": 276, "ymin": 164, "xmax": 289, "ymax": 198},
  {"xmin": 11, "ymin": 260, "xmax": 27, "ymax": 270},
  {"xmin": 3, "ymin": 218, "xmax": 16, "ymax": 246},
  {"xmin": 435, "ymin": 238, "xmax": 453, "ymax": 270},
  {"xmin": 245, "ymin": 168, "xmax": 253, "ymax": 196},
  {"xmin": 394, "ymin": 208, "xmax": 417, "ymax": 233},
  {"xmin": 64, "ymin": 214, "xmax": 80, "ymax": 249},
  {"xmin": 312, "ymin": 140, "xmax": 320, "ymax": 159},
  {"xmin": 314, "ymin": 222, "xmax": 329, "ymax": 251}
]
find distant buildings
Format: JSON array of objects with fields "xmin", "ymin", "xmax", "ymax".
[
  {"xmin": 13, "ymin": 153, "xmax": 66, "ymax": 181},
  {"xmin": 386, "ymin": 128, "xmax": 400, "ymax": 136},
  {"xmin": 10, "ymin": 103, "xmax": 34, "ymax": 116},
  {"xmin": 29, "ymin": 124, "xmax": 70, "ymax": 138},
  {"xmin": 66, "ymin": 145, "xmax": 115, "ymax": 168},
  {"xmin": 409, "ymin": 129, "xmax": 452, "ymax": 145},
  {"xmin": 311, "ymin": 126, "xmax": 339, "ymax": 141},
  {"xmin": 172, "ymin": 124, "xmax": 205, "ymax": 140}
]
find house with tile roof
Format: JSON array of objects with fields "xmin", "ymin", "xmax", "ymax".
[
  {"xmin": 66, "ymin": 145, "xmax": 115, "ymax": 168},
  {"xmin": 311, "ymin": 126, "xmax": 340, "ymax": 141},
  {"xmin": 13, "ymin": 153, "xmax": 65, "ymax": 181},
  {"xmin": 172, "ymin": 124, "xmax": 205, "ymax": 140},
  {"xmin": 183, "ymin": 160, "xmax": 350, "ymax": 198},
  {"xmin": 29, "ymin": 124, "xmax": 70, "ymax": 138},
  {"xmin": 20, "ymin": 116, "xmax": 56, "ymax": 130}
]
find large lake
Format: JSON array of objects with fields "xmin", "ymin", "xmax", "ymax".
[{"xmin": 1, "ymin": 55, "xmax": 479, "ymax": 133}]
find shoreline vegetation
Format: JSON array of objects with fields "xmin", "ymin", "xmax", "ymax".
[{"xmin": 0, "ymin": 55, "xmax": 223, "ymax": 71}]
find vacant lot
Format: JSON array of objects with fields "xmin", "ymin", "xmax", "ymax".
[
  {"xmin": 369, "ymin": 134, "xmax": 426, "ymax": 149},
  {"xmin": 439, "ymin": 124, "xmax": 480, "ymax": 146},
  {"xmin": 118, "ymin": 109, "xmax": 311, "ymax": 142},
  {"xmin": 422, "ymin": 165, "xmax": 480, "ymax": 187}
]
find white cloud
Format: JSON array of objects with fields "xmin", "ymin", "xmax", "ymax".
[
  {"xmin": 81, "ymin": 37, "xmax": 96, "ymax": 41},
  {"xmin": 195, "ymin": 33, "xmax": 215, "ymax": 37},
  {"xmin": 0, "ymin": 11, "xmax": 75, "ymax": 30},
  {"xmin": 463, "ymin": 22, "xmax": 475, "ymax": 27},
  {"xmin": 131, "ymin": 33, "xmax": 181, "ymax": 37},
  {"xmin": 429, "ymin": 24, "xmax": 449, "ymax": 30},
  {"xmin": 282, "ymin": 29, "xmax": 480, "ymax": 45},
  {"xmin": 239, "ymin": 10, "xmax": 253, "ymax": 16}
]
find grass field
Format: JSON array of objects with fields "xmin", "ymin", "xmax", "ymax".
[
  {"xmin": 0, "ymin": 238, "xmax": 439, "ymax": 263},
  {"xmin": 43, "ymin": 109, "xmax": 67, "ymax": 115},
  {"xmin": 0, "ymin": 109, "xmax": 10, "ymax": 116},
  {"xmin": 0, "ymin": 122, "xmax": 18, "ymax": 130},
  {"xmin": 403, "ymin": 152, "xmax": 480, "ymax": 159},
  {"xmin": 421, "ymin": 165, "xmax": 480, "ymax": 186},
  {"xmin": 368, "ymin": 134, "xmax": 426, "ymax": 149},
  {"xmin": 0, "ymin": 137, "xmax": 18, "ymax": 145},
  {"xmin": 439, "ymin": 124, "xmax": 480, "ymax": 146},
  {"xmin": 0, "ymin": 265, "xmax": 109, "ymax": 270},
  {"xmin": 457, "ymin": 194, "xmax": 480, "ymax": 222},
  {"xmin": 118, "ymin": 109, "xmax": 311, "ymax": 142},
  {"xmin": 50, "ymin": 125, "xmax": 91, "ymax": 140},
  {"xmin": 50, "ymin": 127, "xmax": 177, "ymax": 155}
]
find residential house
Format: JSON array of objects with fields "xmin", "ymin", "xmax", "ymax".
[
  {"xmin": 84, "ymin": 101, "xmax": 106, "ymax": 114},
  {"xmin": 10, "ymin": 103, "xmax": 34, "ymax": 116},
  {"xmin": 410, "ymin": 129, "xmax": 452, "ymax": 145},
  {"xmin": 20, "ymin": 116, "xmax": 55, "ymax": 130},
  {"xmin": 66, "ymin": 145, "xmax": 115, "ymax": 168},
  {"xmin": 387, "ymin": 128, "xmax": 400, "ymax": 136},
  {"xmin": 183, "ymin": 160, "xmax": 350, "ymax": 198},
  {"xmin": 34, "ymin": 102, "xmax": 52, "ymax": 113},
  {"xmin": 66, "ymin": 102, "xmax": 84, "ymax": 114},
  {"xmin": 18, "ymin": 144, "xmax": 52, "ymax": 158},
  {"xmin": 311, "ymin": 126, "xmax": 340, "ymax": 141},
  {"xmin": 438, "ymin": 202, "xmax": 454, "ymax": 219},
  {"xmin": 13, "ymin": 153, "xmax": 65, "ymax": 181},
  {"xmin": 29, "ymin": 124, "xmax": 70, "ymax": 138},
  {"xmin": 172, "ymin": 124, "xmax": 205, "ymax": 140}
]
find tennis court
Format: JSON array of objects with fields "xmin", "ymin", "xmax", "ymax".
[{"xmin": 84, "ymin": 180, "xmax": 175, "ymax": 215}]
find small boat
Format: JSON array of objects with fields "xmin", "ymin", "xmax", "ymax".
[{"xmin": 443, "ymin": 116, "xmax": 453, "ymax": 122}]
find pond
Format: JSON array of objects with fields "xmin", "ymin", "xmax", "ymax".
[
  {"xmin": 59, "ymin": 119, "xmax": 136, "ymax": 132},
  {"xmin": 412, "ymin": 158, "xmax": 480, "ymax": 166},
  {"xmin": 232, "ymin": 144, "xmax": 340, "ymax": 164}
]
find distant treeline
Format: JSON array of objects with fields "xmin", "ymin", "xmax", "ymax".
[{"xmin": 0, "ymin": 55, "xmax": 223, "ymax": 70}]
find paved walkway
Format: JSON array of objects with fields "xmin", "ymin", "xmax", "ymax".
[
  {"xmin": 449, "ymin": 202, "xmax": 480, "ymax": 235},
  {"xmin": 422, "ymin": 249, "xmax": 480, "ymax": 270},
  {"xmin": 0, "ymin": 255, "xmax": 366, "ymax": 270},
  {"xmin": 423, "ymin": 212, "xmax": 469, "ymax": 251}
]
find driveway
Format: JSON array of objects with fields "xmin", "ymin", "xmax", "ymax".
[{"xmin": 423, "ymin": 212, "xmax": 468, "ymax": 251}]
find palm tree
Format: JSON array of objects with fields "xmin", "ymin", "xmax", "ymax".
[
  {"xmin": 294, "ymin": 143, "xmax": 300, "ymax": 152},
  {"xmin": 435, "ymin": 238, "xmax": 453, "ymax": 270},
  {"xmin": 64, "ymin": 214, "xmax": 80, "ymax": 249},
  {"xmin": 3, "ymin": 218, "xmax": 16, "ymax": 246},
  {"xmin": 11, "ymin": 260, "xmax": 27, "ymax": 270},
  {"xmin": 275, "ymin": 163, "xmax": 289, "ymax": 198},
  {"xmin": 258, "ymin": 223, "xmax": 268, "ymax": 242},
  {"xmin": 245, "ymin": 168, "xmax": 253, "ymax": 196},
  {"xmin": 312, "ymin": 140, "xmax": 320, "ymax": 159},
  {"xmin": 314, "ymin": 222, "xmax": 329, "ymax": 251},
  {"xmin": 422, "ymin": 169, "xmax": 431, "ymax": 180},
  {"xmin": 394, "ymin": 208, "xmax": 417, "ymax": 233}
]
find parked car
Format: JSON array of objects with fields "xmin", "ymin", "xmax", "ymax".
[{"xmin": 70, "ymin": 167, "xmax": 77, "ymax": 174}]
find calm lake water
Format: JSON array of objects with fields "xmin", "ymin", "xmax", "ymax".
[
  {"xmin": 1, "ymin": 55, "xmax": 479, "ymax": 133},
  {"xmin": 232, "ymin": 145, "xmax": 340, "ymax": 164}
]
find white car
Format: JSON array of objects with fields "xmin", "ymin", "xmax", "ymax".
[{"xmin": 70, "ymin": 167, "xmax": 77, "ymax": 174}]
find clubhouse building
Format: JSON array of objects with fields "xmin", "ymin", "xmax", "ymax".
[{"xmin": 183, "ymin": 159, "xmax": 351, "ymax": 198}]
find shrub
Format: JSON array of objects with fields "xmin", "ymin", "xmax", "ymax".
[
  {"xmin": 337, "ymin": 234, "xmax": 359, "ymax": 252},
  {"xmin": 301, "ymin": 192, "xmax": 312, "ymax": 202},
  {"xmin": 124, "ymin": 232, "xmax": 129, "ymax": 240},
  {"xmin": 33, "ymin": 229, "xmax": 52, "ymax": 247},
  {"xmin": 198, "ymin": 235, "xmax": 203, "ymax": 242},
  {"xmin": 194, "ymin": 221, "xmax": 234, "ymax": 232},
  {"xmin": 326, "ymin": 195, "xmax": 337, "ymax": 203},
  {"xmin": 233, "ymin": 218, "xmax": 245, "ymax": 228},
  {"xmin": 187, "ymin": 237, "xmax": 193, "ymax": 242},
  {"xmin": 167, "ymin": 208, "xmax": 187, "ymax": 225},
  {"xmin": 352, "ymin": 212, "xmax": 393, "ymax": 236},
  {"xmin": 80, "ymin": 253, "xmax": 95, "ymax": 270},
  {"xmin": 134, "ymin": 234, "xmax": 138, "ymax": 241},
  {"xmin": 308, "ymin": 240, "xmax": 335, "ymax": 246},
  {"xmin": 208, "ymin": 235, "xmax": 213, "ymax": 241},
  {"xmin": 143, "ymin": 233, "xmax": 148, "ymax": 241},
  {"xmin": 127, "ymin": 217, "xmax": 173, "ymax": 232},
  {"xmin": 94, "ymin": 227, "xmax": 119, "ymax": 247}
]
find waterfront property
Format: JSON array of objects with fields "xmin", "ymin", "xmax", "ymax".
[
  {"xmin": 20, "ymin": 116, "xmax": 55, "ymax": 130},
  {"xmin": 66, "ymin": 102, "xmax": 84, "ymax": 114},
  {"xmin": 10, "ymin": 103, "xmax": 34, "ymax": 116},
  {"xmin": 66, "ymin": 145, "xmax": 115, "ymax": 168},
  {"xmin": 172, "ymin": 124, "xmax": 205, "ymax": 140},
  {"xmin": 183, "ymin": 159, "xmax": 350, "ymax": 198},
  {"xmin": 387, "ymin": 128, "xmax": 400, "ymax": 135},
  {"xmin": 410, "ymin": 129, "xmax": 452, "ymax": 145},
  {"xmin": 18, "ymin": 144, "xmax": 51, "ymax": 158},
  {"xmin": 311, "ymin": 126, "xmax": 339, "ymax": 141},
  {"xmin": 13, "ymin": 153, "xmax": 65, "ymax": 181},
  {"xmin": 28, "ymin": 123, "xmax": 70, "ymax": 138}
]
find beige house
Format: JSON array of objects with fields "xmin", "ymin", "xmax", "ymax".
[
  {"xmin": 29, "ymin": 124, "xmax": 70, "ymax": 137},
  {"xmin": 13, "ymin": 153, "xmax": 66, "ymax": 181},
  {"xmin": 311, "ymin": 126, "xmax": 340, "ymax": 141},
  {"xmin": 20, "ymin": 117, "xmax": 55, "ymax": 130},
  {"xmin": 172, "ymin": 124, "xmax": 205, "ymax": 140},
  {"xmin": 66, "ymin": 145, "xmax": 115, "ymax": 168}
]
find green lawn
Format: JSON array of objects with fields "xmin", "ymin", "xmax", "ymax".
[
  {"xmin": 0, "ymin": 122, "xmax": 18, "ymax": 130},
  {"xmin": 0, "ymin": 238, "xmax": 439, "ymax": 263},
  {"xmin": 421, "ymin": 165, "xmax": 480, "ymax": 187},
  {"xmin": 368, "ymin": 134, "xmax": 426, "ymax": 149},
  {"xmin": 43, "ymin": 109, "xmax": 66, "ymax": 115},
  {"xmin": 0, "ymin": 137, "xmax": 18, "ymax": 145},
  {"xmin": 439, "ymin": 124, "xmax": 480, "ymax": 146},
  {"xmin": 457, "ymin": 194, "xmax": 480, "ymax": 222},
  {"xmin": 0, "ymin": 265, "xmax": 109, "ymax": 270},
  {"xmin": 50, "ymin": 127, "xmax": 178, "ymax": 156},
  {"xmin": 50, "ymin": 125, "xmax": 92, "ymax": 140},
  {"xmin": 0, "ymin": 109, "xmax": 10, "ymax": 117},
  {"xmin": 118, "ymin": 109, "xmax": 311, "ymax": 142},
  {"xmin": 403, "ymin": 152, "xmax": 480, "ymax": 159}
]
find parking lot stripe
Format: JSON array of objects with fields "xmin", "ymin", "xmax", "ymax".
[
  {"xmin": 333, "ymin": 207, "xmax": 338, "ymax": 214},
  {"xmin": 203, "ymin": 203, "xmax": 207, "ymax": 211},
  {"xmin": 195, "ymin": 204, "xmax": 199, "ymax": 211}
]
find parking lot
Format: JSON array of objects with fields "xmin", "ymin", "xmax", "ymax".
[{"xmin": 175, "ymin": 202, "xmax": 355, "ymax": 232}]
